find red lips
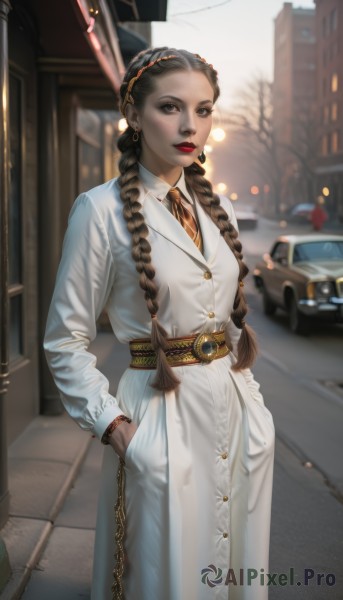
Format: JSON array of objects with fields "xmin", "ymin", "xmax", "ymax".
[{"xmin": 174, "ymin": 143, "xmax": 196, "ymax": 153}]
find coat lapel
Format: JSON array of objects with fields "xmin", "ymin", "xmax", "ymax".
[{"xmin": 141, "ymin": 189, "xmax": 209, "ymax": 267}]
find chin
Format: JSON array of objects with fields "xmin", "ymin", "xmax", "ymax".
[{"xmin": 174, "ymin": 155, "xmax": 197, "ymax": 168}]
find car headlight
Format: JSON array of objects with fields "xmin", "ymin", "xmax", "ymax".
[{"xmin": 315, "ymin": 281, "xmax": 334, "ymax": 298}]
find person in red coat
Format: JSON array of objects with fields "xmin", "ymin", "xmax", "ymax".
[{"xmin": 311, "ymin": 199, "xmax": 328, "ymax": 231}]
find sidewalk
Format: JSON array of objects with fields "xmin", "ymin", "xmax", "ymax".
[
  {"xmin": 0, "ymin": 414, "xmax": 94, "ymax": 600},
  {"xmin": 1, "ymin": 333, "xmax": 342, "ymax": 599}
]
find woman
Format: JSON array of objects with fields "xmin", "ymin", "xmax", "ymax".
[{"xmin": 44, "ymin": 47, "xmax": 275, "ymax": 600}]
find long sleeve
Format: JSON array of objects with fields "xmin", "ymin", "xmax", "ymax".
[{"xmin": 43, "ymin": 192, "xmax": 126, "ymax": 439}]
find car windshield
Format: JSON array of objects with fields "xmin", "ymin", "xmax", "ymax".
[{"xmin": 293, "ymin": 241, "xmax": 343, "ymax": 263}]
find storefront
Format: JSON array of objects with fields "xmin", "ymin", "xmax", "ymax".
[{"xmin": 0, "ymin": 0, "xmax": 167, "ymax": 535}]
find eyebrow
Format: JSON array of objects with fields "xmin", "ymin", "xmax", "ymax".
[{"xmin": 157, "ymin": 95, "xmax": 213, "ymax": 105}]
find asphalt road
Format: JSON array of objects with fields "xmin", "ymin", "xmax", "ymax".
[
  {"xmin": 239, "ymin": 217, "xmax": 343, "ymax": 599},
  {"xmin": 239, "ymin": 216, "xmax": 343, "ymax": 495}
]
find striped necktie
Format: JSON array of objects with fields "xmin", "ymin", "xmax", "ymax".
[{"xmin": 167, "ymin": 187, "xmax": 203, "ymax": 251}]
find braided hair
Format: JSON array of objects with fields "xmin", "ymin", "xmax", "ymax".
[{"xmin": 117, "ymin": 47, "xmax": 257, "ymax": 392}]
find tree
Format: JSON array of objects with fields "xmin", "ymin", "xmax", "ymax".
[
  {"xmin": 227, "ymin": 75, "xmax": 319, "ymax": 214},
  {"xmin": 227, "ymin": 76, "xmax": 282, "ymax": 215}
]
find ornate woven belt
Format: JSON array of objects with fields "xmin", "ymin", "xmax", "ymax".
[{"xmin": 129, "ymin": 331, "xmax": 231, "ymax": 369}]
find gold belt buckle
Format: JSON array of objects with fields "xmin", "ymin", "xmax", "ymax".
[{"xmin": 193, "ymin": 333, "xmax": 219, "ymax": 362}]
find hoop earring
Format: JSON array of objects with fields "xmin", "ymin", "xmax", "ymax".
[
  {"xmin": 198, "ymin": 150, "xmax": 206, "ymax": 164},
  {"xmin": 132, "ymin": 129, "xmax": 140, "ymax": 143}
]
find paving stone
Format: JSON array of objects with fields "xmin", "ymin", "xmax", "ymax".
[{"xmin": 21, "ymin": 527, "xmax": 94, "ymax": 600}]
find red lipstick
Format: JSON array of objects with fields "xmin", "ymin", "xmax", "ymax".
[{"xmin": 174, "ymin": 142, "xmax": 196, "ymax": 153}]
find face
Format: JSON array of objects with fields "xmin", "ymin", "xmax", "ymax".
[{"xmin": 127, "ymin": 70, "xmax": 215, "ymax": 185}]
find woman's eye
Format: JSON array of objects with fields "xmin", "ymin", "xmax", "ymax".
[
  {"xmin": 160, "ymin": 103, "xmax": 178, "ymax": 113},
  {"xmin": 197, "ymin": 107, "xmax": 213, "ymax": 117}
]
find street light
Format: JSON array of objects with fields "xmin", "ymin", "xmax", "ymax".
[
  {"xmin": 211, "ymin": 127, "xmax": 226, "ymax": 142},
  {"xmin": 215, "ymin": 182, "xmax": 228, "ymax": 194},
  {"xmin": 322, "ymin": 186, "xmax": 330, "ymax": 197}
]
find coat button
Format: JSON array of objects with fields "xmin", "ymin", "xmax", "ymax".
[
  {"xmin": 221, "ymin": 452, "xmax": 228, "ymax": 459},
  {"xmin": 208, "ymin": 311, "xmax": 215, "ymax": 318},
  {"xmin": 203, "ymin": 271, "xmax": 212, "ymax": 280},
  {"xmin": 223, "ymin": 532, "xmax": 228, "ymax": 539},
  {"xmin": 223, "ymin": 495, "xmax": 229, "ymax": 502}
]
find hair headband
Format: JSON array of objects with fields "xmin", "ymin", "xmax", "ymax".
[{"xmin": 120, "ymin": 53, "xmax": 214, "ymax": 116}]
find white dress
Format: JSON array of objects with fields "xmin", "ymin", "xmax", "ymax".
[{"xmin": 44, "ymin": 166, "xmax": 275, "ymax": 600}]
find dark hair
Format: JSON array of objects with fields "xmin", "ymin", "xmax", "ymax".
[{"xmin": 117, "ymin": 47, "xmax": 257, "ymax": 392}]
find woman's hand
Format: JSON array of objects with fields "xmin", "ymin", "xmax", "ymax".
[{"xmin": 109, "ymin": 420, "xmax": 138, "ymax": 460}]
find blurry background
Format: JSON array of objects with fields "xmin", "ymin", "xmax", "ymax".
[
  {"xmin": 0, "ymin": 1, "xmax": 342, "ymax": 598},
  {"xmin": 154, "ymin": 0, "xmax": 341, "ymax": 221}
]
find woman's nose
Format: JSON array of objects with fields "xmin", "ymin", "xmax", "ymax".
[{"xmin": 180, "ymin": 110, "xmax": 196, "ymax": 135}]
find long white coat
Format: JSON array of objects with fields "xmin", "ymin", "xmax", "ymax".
[{"xmin": 44, "ymin": 174, "xmax": 275, "ymax": 600}]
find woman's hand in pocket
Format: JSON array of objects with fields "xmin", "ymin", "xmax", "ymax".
[{"xmin": 109, "ymin": 420, "xmax": 138, "ymax": 461}]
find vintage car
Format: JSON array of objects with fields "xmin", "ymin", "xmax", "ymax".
[
  {"xmin": 253, "ymin": 234, "xmax": 343, "ymax": 333},
  {"xmin": 234, "ymin": 207, "xmax": 258, "ymax": 230}
]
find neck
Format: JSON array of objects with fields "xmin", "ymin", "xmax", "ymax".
[{"xmin": 139, "ymin": 157, "xmax": 182, "ymax": 187}]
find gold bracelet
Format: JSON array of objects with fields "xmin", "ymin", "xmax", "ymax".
[{"xmin": 101, "ymin": 415, "xmax": 132, "ymax": 445}]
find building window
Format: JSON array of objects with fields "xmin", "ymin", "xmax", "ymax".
[
  {"xmin": 322, "ymin": 16, "xmax": 327, "ymax": 37},
  {"xmin": 331, "ymin": 73, "xmax": 338, "ymax": 93},
  {"xmin": 331, "ymin": 102, "xmax": 338, "ymax": 122},
  {"xmin": 76, "ymin": 109, "xmax": 103, "ymax": 194},
  {"xmin": 331, "ymin": 131, "xmax": 339, "ymax": 153},
  {"xmin": 322, "ymin": 77, "xmax": 326, "ymax": 97},
  {"xmin": 330, "ymin": 8, "xmax": 337, "ymax": 32},
  {"xmin": 323, "ymin": 105, "xmax": 329, "ymax": 124},
  {"xmin": 321, "ymin": 134, "xmax": 328, "ymax": 156}
]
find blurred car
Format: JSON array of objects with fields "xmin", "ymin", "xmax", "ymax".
[
  {"xmin": 286, "ymin": 203, "xmax": 315, "ymax": 223},
  {"xmin": 253, "ymin": 234, "xmax": 343, "ymax": 333},
  {"xmin": 234, "ymin": 207, "xmax": 258, "ymax": 230}
]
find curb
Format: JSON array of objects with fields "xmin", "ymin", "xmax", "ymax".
[{"xmin": 0, "ymin": 434, "xmax": 92, "ymax": 600}]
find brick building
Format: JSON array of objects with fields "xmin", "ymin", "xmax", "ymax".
[
  {"xmin": 273, "ymin": 2, "xmax": 316, "ymax": 209},
  {"xmin": 315, "ymin": 0, "xmax": 343, "ymax": 220}
]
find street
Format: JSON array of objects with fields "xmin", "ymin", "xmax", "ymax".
[
  {"xmin": 239, "ymin": 216, "xmax": 343, "ymax": 496},
  {"xmin": 18, "ymin": 216, "xmax": 343, "ymax": 600}
]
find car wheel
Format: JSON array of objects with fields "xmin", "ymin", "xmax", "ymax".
[
  {"xmin": 262, "ymin": 286, "xmax": 277, "ymax": 316},
  {"xmin": 289, "ymin": 294, "xmax": 309, "ymax": 334}
]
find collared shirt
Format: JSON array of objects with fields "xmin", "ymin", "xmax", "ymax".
[{"xmin": 138, "ymin": 163, "xmax": 197, "ymax": 219}]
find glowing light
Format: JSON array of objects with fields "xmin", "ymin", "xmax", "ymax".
[
  {"xmin": 211, "ymin": 127, "xmax": 226, "ymax": 142},
  {"xmin": 204, "ymin": 144, "xmax": 213, "ymax": 153},
  {"xmin": 216, "ymin": 182, "xmax": 227, "ymax": 194},
  {"xmin": 279, "ymin": 220, "xmax": 288, "ymax": 229},
  {"xmin": 317, "ymin": 195, "xmax": 325, "ymax": 205},
  {"xmin": 263, "ymin": 184, "xmax": 270, "ymax": 193},
  {"xmin": 250, "ymin": 185, "xmax": 259, "ymax": 195},
  {"xmin": 230, "ymin": 192, "xmax": 238, "ymax": 201},
  {"xmin": 118, "ymin": 118, "xmax": 128, "ymax": 132},
  {"xmin": 322, "ymin": 186, "xmax": 330, "ymax": 197}
]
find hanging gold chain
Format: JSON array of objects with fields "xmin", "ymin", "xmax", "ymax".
[{"xmin": 112, "ymin": 457, "xmax": 126, "ymax": 600}]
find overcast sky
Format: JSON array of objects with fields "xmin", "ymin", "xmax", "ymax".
[{"xmin": 152, "ymin": 0, "xmax": 316, "ymax": 111}]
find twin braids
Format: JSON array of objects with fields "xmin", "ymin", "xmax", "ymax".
[{"xmin": 117, "ymin": 48, "xmax": 257, "ymax": 392}]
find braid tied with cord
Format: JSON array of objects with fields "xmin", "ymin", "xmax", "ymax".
[{"xmin": 117, "ymin": 47, "xmax": 257, "ymax": 392}]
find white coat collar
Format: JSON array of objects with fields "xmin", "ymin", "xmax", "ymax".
[
  {"xmin": 137, "ymin": 165, "xmax": 220, "ymax": 265},
  {"xmin": 138, "ymin": 163, "xmax": 194, "ymax": 204}
]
